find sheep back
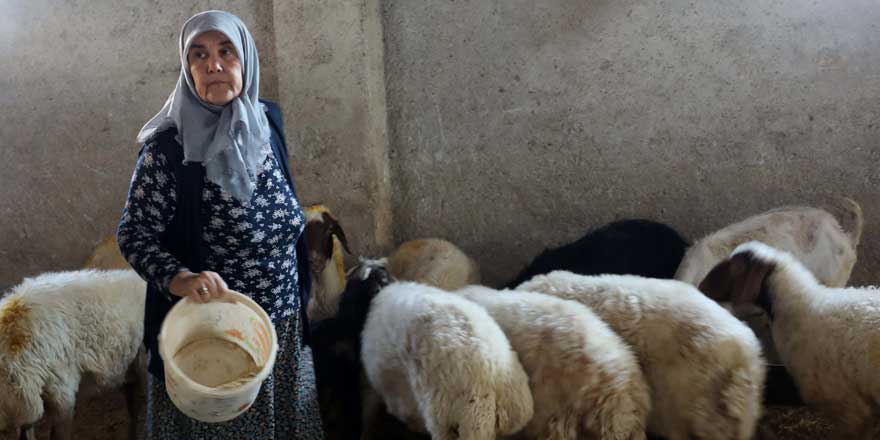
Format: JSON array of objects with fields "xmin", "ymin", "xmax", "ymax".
[
  {"xmin": 386, "ymin": 239, "xmax": 480, "ymax": 291},
  {"xmin": 505, "ymin": 219, "xmax": 688, "ymax": 289},
  {"xmin": 518, "ymin": 271, "xmax": 764, "ymax": 440},
  {"xmin": 675, "ymin": 202, "xmax": 861, "ymax": 288},
  {"xmin": 455, "ymin": 285, "xmax": 650, "ymax": 440}
]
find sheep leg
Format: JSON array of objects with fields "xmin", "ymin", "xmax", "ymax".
[
  {"xmin": 48, "ymin": 407, "xmax": 75, "ymax": 440},
  {"xmin": 831, "ymin": 424, "xmax": 873, "ymax": 440},
  {"xmin": 17, "ymin": 426, "xmax": 37, "ymax": 440},
  {"xmin": 657, "ymin": 429, "xmax": 689, "ymax": 440},
  {"xmin": 124, "ymin": 348, "xmax": 147, "ymax": 440},
  {"xmin": 621, "ymin": 430, "xmax": 647, "ymax": 440},
  {"xmin": 44, "ymin": 391, "xmax": 76, "ymax": 440},
  {"xmin": 753, "ymin": 424, "xmax": 779, "ymax": 440},
  {"xmin": 123, "ymin": 379, "xmax": 141, "ymax": 440},
  {"xmin": 360, "ymin": 388, "xmax": 384, "ymax": 440},
  {"xmin": 820, "ymin": 398, "xmax": 873, "ymax": 440},
  {"xmin": 538, "ymin": 424, "xmax": 577, "ymax": 440},
  {"xmin": 831, "ymin": 417, "xmax": 874, "ymax": 440}
]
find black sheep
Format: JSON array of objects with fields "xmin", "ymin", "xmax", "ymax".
[
  {"xmin": 505, "ymin": 219, "xmax": 689, "ymax": 289},
  {"xmin": 312, "ymin": 260, "xmax": 428, "ymax": 440}
]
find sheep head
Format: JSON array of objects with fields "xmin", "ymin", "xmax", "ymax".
[
  {"xmin": 699, "ymin": 242, "xmax": 777, "ymax": 317},
  {"xmin": 335, "ymin": 258, "xmax": 392, "ymax": 334},
  {"xmin": 304, "ymin": 204, "xmax": 351, "ymax": 275}
]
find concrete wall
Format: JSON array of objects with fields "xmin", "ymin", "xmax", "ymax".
[
  {"xmin": 382, "ymin": 0, "xmax": 880, "ymax": 286},
  {"xmin": 273, "ymin": 0, "xmax": 393, "ymax": 259},
  {"xmin": 1, "ymin": 0, "xmax": 878, "ymax": 291}
]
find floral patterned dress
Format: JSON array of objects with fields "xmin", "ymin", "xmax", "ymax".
[{"xmin": 118, "ymin": 139, "xmax": 324, "ymax": 440}]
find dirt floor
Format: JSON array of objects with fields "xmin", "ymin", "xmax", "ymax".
[
  {"xmin": 49, "ymin": 390, "xmax": 833, "ymax": 440},
  {"xmin": 759, "ymin": 405, "xmax": 834, "ymax": 440},
  {"xmin": 33, "ymin": 389, "xmax": 145, "ymax": 440}
]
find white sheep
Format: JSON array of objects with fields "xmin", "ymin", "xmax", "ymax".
[
  {"xmin": 518, "ymin": 271, "xmax": 765, "ymax": 440},
  {"xmin": 699, "ymin": 241, "xmax": 880, "ymax": 439},
  {"xmin": 453, "ymin": 285, "xmax": 650, "ymax": 440},
  {"xmin": 675, "ymin": 199, "xmax": 863, "ymax": 288},
  {"xmin": 674, "ymin": 199, "xmax": 863, "ymax": 370},
  {"xmin": 0, "ymin": 269, "xmax": 146, "ymax": 440},
  {"xmin": 303, "ymin": 204, "xmax": 351, "ymax": 321},
  {"xmin": 361, "ymin": 281, "xmax": 533, "ymax": 440},
  {"xmin": 386, "ymin": 238, "xmax": 480, "ymax": 290}
]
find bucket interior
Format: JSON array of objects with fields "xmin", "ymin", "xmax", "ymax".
[
  {"xmin": 173, "ymin": 337, "xmax": 261, "ymax": 388},
  {"xmin": 162, "ymin": 299, "xmax": 274, "ymax": 391}
]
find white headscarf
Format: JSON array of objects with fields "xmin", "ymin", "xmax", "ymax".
[{"xmin": 137, "ymin": 10, "xmax": 271, "ymax": 203}]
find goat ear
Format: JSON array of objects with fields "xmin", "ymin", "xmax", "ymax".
[{"xmin": 322, "ymin": 211, "xmax": 352, "ymax": 254}]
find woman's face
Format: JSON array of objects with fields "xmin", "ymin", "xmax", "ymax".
[{"xmin": 187, "ymin": 31, "xmax": 243, "ymax": 106}]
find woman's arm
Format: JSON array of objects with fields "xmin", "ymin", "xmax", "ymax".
[
  {"xmin": 117, "ymin": 141, "xmax": 231, "ymax": 302},
  {"xmin": 117, "ymin": 142, "xmax": 187, "ymax": 291}
]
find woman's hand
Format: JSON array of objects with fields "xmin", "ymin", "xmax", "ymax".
[{"xmin": 169, "ymin": 270, "xmax": 230, "ymax": 303}]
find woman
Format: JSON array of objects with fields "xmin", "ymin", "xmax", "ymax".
[{"xmin": 117, "ymin": 10, "xmax": 324, "ymax": 439}]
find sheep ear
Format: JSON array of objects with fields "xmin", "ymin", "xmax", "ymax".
[
  {"xmin": 733, "ymin": 254, "xmax": 773, "ymax": 306},
  {"xmin": 304, "ymin": 221, "xmax": 331, "ymax": 271},
  {"xmin": 698, "ymin": 257, "xmax": 740, "ymax": 302},
  {"xmin": 321, "ymin": 211, "xmax": 352, "ymax": 254}
]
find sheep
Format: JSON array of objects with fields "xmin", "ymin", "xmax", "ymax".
[
  {"xmin": 303, "ymin": 204, "xmax": 352, "ymax": 321},
  {"xmin": 311, "ymin": 315, "xmax": 364, "ymax": 440},
  {"xmin": 386, "ymin": 238, "xmax": 480, "ymax": 290},
  {"xmin": 311, "ymin": 312, "xmax": 365, "ymax": 440},
  {"xmin": 675, "ymin": 199, "xmax": 863, "ymax": 289},
  {"xmin": 82, "ymin": 235, "xmax": 131, "ymax": 270},
  {"xmin": 0, "ymin": 269, "xmax": 146, "ymax": 440},
  {"xmin": 360, "ymin": 271, "xmax": 533, "ymax": 439},
  {"xmin": 518, "ymin": 271, "xmax": 765, "ymax": 440},
  {"xmin": 312, "ymin": 260, "xmax": 529, "ymax": 440},
  {"xmin": 311, "ymin": 259, "xmax": 424, "ymax": 440},
  {"xmin": 452, "ymin": 285, "xmax": 650, "ymax": 440},
  {"xmin": 674, "ymin": 199, "xmax": 863, "ymax": 405},
  {"xmin": 699, "ymin": 241, "xmax": 880, "ymax": 439},
  {"xmin": 504, "ymin": 219, "xmax": 689, "ymax": 289}
]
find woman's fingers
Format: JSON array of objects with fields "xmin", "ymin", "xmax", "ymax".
[
  {"xmin": 198, "ymin": 271, "xmax": 230, "ymax": 301},
  {"xmin": 192, "ymin": 280, "xmax": 210, "ymax": 303},
  {"xmin": 169, "ymin": 270, "xmax": 231, "ymax": 303},
  {"xmin": 215, "ymin": 273, "xmax": 229, "ymax": 292},
  {"xmin": 195, "ymin": 273, "xmax": 216, "ymax": 302}
]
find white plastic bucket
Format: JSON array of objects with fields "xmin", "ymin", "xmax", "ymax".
[{"xmin": 158, "ymin": 290, "xmax": 278, "ymax": 423}]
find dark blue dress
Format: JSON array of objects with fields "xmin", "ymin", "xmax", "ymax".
[{"xmin": 118, "ymin": 126, "xmax": 324, "ymax": 439}]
